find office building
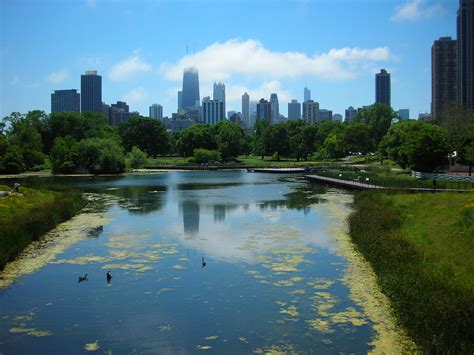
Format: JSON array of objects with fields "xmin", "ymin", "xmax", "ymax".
[
  {"xmin": 375, "ymin": 69, "xmax": 391, "ymax": 106},
  {"xmin": 398, "ymin": 109, "xmax": 410, "ymax": 120},
  {"xmin": 242, "ymin": 92, "xmax": 250, "ymax": 128},
  {"xmin": 102, "ymin": 103, "xmax": 110, "ymax": 119},
  {"xmin": 345, "ymin": 106, "xmax": 357, "ymax": 122},
  {"xmin": 333, "ymin": 113, "xmax": 343, "ymax": 121},
  {"xmin": 182, "ymin": 67, "xmax": 200, "ymax": 109},
  {"xmin": 270, "ymin": 93, "xmax": 279, "ymax": 124},
  {"xmin": 288, "ymin": 100, "xmax": 301, "ymax": 120},
  {"xmin": 256, "ymin": 99, "xmax": 272, "ymax": 123},
  {"xmin": 213, "ymin": 82, "xmax": 226, "ymax": 115},
  {"xmin": 51, "ymin": 89, "xmax": 80, "ymax": 113},
  {"xmin": 109, "ymin": 101, "xmax": 130, "ymax": 125},
  {"xmin": 81, "ymin": 70, "xmax": 102, "ymax": 113},
  {"xmin": 302, "ymin": 100, "xmax": 319, "ymax": 123},
  {"xmin": 178, "ymin": 91, "xmax": 183, "ymax": 111},
  {"xmin": 202, "ymin": 97, "xmax": 225, "ymax": 125},
  {"xmin": 304, "ymin": 86, "xmax": 311, "ymax": 102},
  {"xmin": 432, "ymin": 37, "xmax": 457, "ymax": 119},
  {"xmin": 150, "ymin": 104, "xmax": 163, "ymax": 120},
  {"xmin": 319, "ymin": 109, "xmax": 333, "ymax": 121},
  {"xmin": 457, "ymin": 0, "xmax": 474, "ymax": 110}
]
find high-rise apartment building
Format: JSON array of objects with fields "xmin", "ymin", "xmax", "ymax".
[
  {"xmin": 457, "ymin": 0, "xmax": 474, "ymax": 110},
  {"xmin": 150, "ymin": 104, "xmax": 163, "ymax": 120},
  {"xmin": 431, "ymin": 37, "xmax": 457, "ymax": 119},
  {"xmin": 375, "ymin": 69, "xmax": 391, "ymax": 106},
  {"xmin": 345, "ymin": 106, "xmax": 357, "ymax": 123},
  {"xmin": 202, "ymin": 97, "xmax": 225, "ymax": 125},
  {"xmin": 51, "ymin": 89, "xmax": 80, "ymax": 113},
  {"xmin": 256, "ymin": 99, "xmax": 272, "ymax": 123},
  {"xmin": 270, "ymin": 93, "xmax": 279, "ymax": 124},
  {"xmin": 304, "ymin": 86, "xmax": 311, "ymax": 102},
  {"xmin": 242, "ymin": 92, "xmax": 250, "ymax": 128},
  {"xmin": 81, "ymin": 70, "xmax": 102, "ymax": 113},
  {"xmin": 288, "ymin": 100, "xmax": 301, "ymax": 120},
  {"xmin": 213, "ymin": 83, "xmax": 226, "ymax": 115},
  {"xmin": 302, "ymin": 100, "xmax": 319, "ymax": 123},
  {"xmin": 182, "ymin": 67, "xmax": 200, "ymax": 110}
]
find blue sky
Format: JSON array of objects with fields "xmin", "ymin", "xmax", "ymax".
[{"xmin": 0, "ymin": 0, "xmax": 458, "ymax": 119}]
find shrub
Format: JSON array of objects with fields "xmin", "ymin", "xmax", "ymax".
[{"xmin": 192, "ymin": 148, "xmax": 220, "ymax": 164}]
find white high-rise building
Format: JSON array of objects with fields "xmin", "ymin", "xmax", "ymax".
[
  {"xmin": 304, "ymin": 86, "xmax": 311, "ymax": 102},
  {"xmin": 242, "ymin": 92, "xmax": 249, "ymax": 128},
  {"xmin": 149, "ymin": 104, "xmax": 163, "ymax": 120},
  {"xmin": 302, "ymin": 100, "xmax": 319, "ymax": 123},
  {"xmin": 202, "ymin": 97, "xmax": 225, "ymax": 125},
  {"xmin": 270, "ymin": 93, "xmax": 279, "ymax": 124},
  {"xmin": 213, "ymin": 82, "xmax": 226, "ymax": 116}
]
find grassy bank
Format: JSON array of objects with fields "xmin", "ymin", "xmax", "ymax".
[
  {"xmin": 348, "ymin": 191, "xmax": 474, "ymax": 352},
  {"xmin": 0, "ymin": 186, "xmax": 86, "ymax": 268}
]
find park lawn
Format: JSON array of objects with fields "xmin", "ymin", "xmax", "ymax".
[
  {"xmin": 0, "ymin": 185, "xmax": 86, "ymax": 268},
  {"xmin": 349, "ymin": 191, "xmax": 474, "ymax": 352}
]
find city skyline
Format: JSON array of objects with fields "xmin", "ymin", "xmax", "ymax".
[{"xmin": 0, "ymin": 0, "xmax": 459, "ymax": 119}]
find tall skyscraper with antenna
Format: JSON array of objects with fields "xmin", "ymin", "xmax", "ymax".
[{"xmin": 304, "ymin": 86, "xmax": 311, "ymax": 102}]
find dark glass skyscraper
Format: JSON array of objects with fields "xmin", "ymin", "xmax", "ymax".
[
  {"xmin": 81, "ymin": 70, "xmax": 102, "ymax": 113},
  {"xmin": 256, "ymin": 99, "xmax": 272, "ymax": 124},
  {"xmin": 51, "ymin": 89, "xmax": 80, "ymax": 113},
  {"xmin": 431, "ymin": 37, "xmax": 457, "ymax": 119},
  {"xmin": 375, "ymin": 69, "xmax": 391, "ymax": 106},
  {"xmin": 457, "ymin": 0, "xmax": 474, "ymax": 110},
  {"xmin": 182, "ymin": 67, "xmax": 200, "ymax": 109}
]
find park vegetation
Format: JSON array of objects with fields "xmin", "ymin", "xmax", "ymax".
[{"xmin": 1, "ymin": 103, "xmax": 473, "ymax": 174}]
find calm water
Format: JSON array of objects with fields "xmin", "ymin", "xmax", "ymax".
[{"xmin": 0, "ymin": 171, "xmax": 405, "ymax": 353}]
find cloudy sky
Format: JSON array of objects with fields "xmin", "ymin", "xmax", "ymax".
[{"xmin": 0, "ymin": 0, "xmax": 458, "ymax": 119}]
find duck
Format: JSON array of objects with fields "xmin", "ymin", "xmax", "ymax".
[
  {"xmin": 201, "ymin": 257, "xmax": 207, "ymax": 268},
  {"xmin": 106, "ymin": 271, "xmax": 112, "ymax": 282},
  {"xmin": 78, "ymin": 274, "xmax": 88, "ymax": 282}
]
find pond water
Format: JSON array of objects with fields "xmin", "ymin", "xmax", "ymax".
[{"xmin": 0, "ymin": 171, "xmax": 413, "ymax": 354}]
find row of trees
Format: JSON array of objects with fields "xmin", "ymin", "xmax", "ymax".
[{"xmin": 1, "ymin": 103, "xmax": 473, "ymax": 174}]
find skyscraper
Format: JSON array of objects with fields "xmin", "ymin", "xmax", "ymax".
[
  {"xmin": 202, "ymin": 97, "xmax": 225, "ymax": 125},
  {"xmin": 182, "ymin": 67, "xmax": 200, "ymax": 110},
  {"xmin": 302, "ymin": 100, "xmax": 319, "ymax": 123},
  {"xmin": 375, "ymin": 69, "xmax": 391, "ymax": 106},
  {"xmin": 256, "ymin": 99, "xmax": 272, "ymax": 123},
  {"xmin": 398, "ymin": 109, "xmax": 410, "ymax": 120},
  {"xmin": 457, "ymin": 0, "xmax": 474, "ymax": 110},
  {"xmin": 213, "ymin": 82, "xmax": 226, "ymax": 115},
  {"xmin": 178, "ymin": 91, "xmax": 183, "ymax": 111},
  {"xmin": 345, "ymin": 106, "xmax": 357, "ymax": 122},
  {"xmin": 242, "ymin": 92, "xmax": 250, "ymax": 128},
  {"xmin": 304, "ymin": 86, "xmax": 311, "ymax": 102},
  {"xmin": 149, "ymin": 104, "xmax": 163, "ymax": 120},
  {"xmin": 288, "ymin": 100, "xmax": 301, "ymax": 120},
  {"xmin": 431, "ymin": 37, "xmax": 457, "ymax": 119},
  {"xmin": 51, "ymin": 89, "xmax": 80, "ymax": 113},
  {"xmin": 81, "ymin": 70, "xmax": 102, "ymax": 113},
  {"xmin": 270, "ymin": 93, "xmax": 279, "ymax": 124}
]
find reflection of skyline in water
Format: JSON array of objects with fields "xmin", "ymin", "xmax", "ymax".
[{"xmin": 181, "ymin": 200, "xmax": 200, "ymax": 237}]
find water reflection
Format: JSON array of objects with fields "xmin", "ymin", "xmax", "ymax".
[{"xmin": 180, "ymin": 200, "xmax": 200, "ymax": 237}]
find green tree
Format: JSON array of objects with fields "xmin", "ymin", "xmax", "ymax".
[
  {"xmin": 456, "ymin": 124, "xmax": 474, "ymax": 175},
  {"xmin": 289, "ymin": 124, "xmax": 317, "ymax": 161},
  {"xmin": 119, "ymin": 116, "xmax": 169, "ymax": 157},
  {"xmin": 178, "ymin": 124, "xmax": 216, "ymax": 157},
  {"xmin": 1, "ymin": 144, "xmax": 24, "ymax": 173},
  {"xmin": 252, "ymin": 119, "xmax": 270, "ymax": 159},
  {"xmin": 323, "ymin": 132, "xmax": 348, "ymax": 159},
  {"xmin": 354, "ymin": 103, "xmax": 396, "ymax": 146},
  {"xmin": 315, "ymin": 120, "xmax": 344, "ymax": 148},
  {"xmin": 192, "ymin": 148, "xmax": 220, "ymax": 164},
  {"xmin": 76, "ymin": 138, "xmax": 125, "ymax": 174},
  {"xmin": 50, "ymin": 136, "xmax": 79, "ymax": 173},
  {"xmin": 126, "ymin": 146, "xmax": 148, "ymax": 170},
  {"xmin": 343, "ymin": 123, "xmax": 374, "ymax": 154},
  {"xmin": 215, "ymin": 121, "xmax": 244, "ymax": 162}
]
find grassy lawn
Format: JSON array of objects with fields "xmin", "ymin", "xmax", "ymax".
[
  {"xmin": 349, "ymin": 191, "xmax": 474, "ymax": 352},
  {"xmin": 0, "ymin": 185, "xmax": 86, "ymax": 267}
]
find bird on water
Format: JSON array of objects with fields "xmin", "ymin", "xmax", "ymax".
[
  {"xmin": 106, "ymin": 271, "xmax": 112, "ymax": 282},
  {"xmin": 78, "ymin": 274, "xmax": 88, "ymax": 282},
  {"xmin": 202, "ymin": 257, "xmax": 207, "ymax": 268}
]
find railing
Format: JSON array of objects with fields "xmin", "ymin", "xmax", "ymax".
[{"xmin": 411, "ymin": 170, "xmax": 474, "ymax": 183}]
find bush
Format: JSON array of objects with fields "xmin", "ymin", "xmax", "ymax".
[
  {"xmin": 192, "ymin": 148, "xmax": 220, "ymax": 164},
  {"xmin": 126, "ymin": 146, "xmax": 148, "ymax": 170}
]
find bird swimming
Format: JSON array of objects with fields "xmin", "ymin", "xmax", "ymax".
[
  {"xmin": 202, "ymin": 257, "xmax": 206, "ymax": 268},
  {"xmin": 78, "ymin": 274, "xmax": 88, "ymax": 282},
  {"xmin": 106, "ymin": 271, "xmax": 112, "ymax": 282}
]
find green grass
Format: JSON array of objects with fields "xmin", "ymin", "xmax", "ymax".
[
  {"xmin": 348, "ymin": 191, "xmax": 474, "ymax": 352},
  {"xmin": 0, "ymin": 185, "xmax": 86, "ymax": 268}
]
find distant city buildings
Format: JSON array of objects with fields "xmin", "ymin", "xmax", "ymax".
[
  {"xmin": 181, "ymin": 67, "xmax": 200, "ymax": 110},
  {"xmin": 288, "ymin": 99, "xmax": 301, "ymax": 120},
  {"xmin": 431, "ymin": 37, "xmax": 457, "ymax": 119},
  {"xmin": 242, "ymin": 92, "xmax": 250, "ymax": 128},
  {"xmin": 177, "ymin": 91, "xmax": 183, "ymax": 111},
  {"xmin": 398, "ymin": 109, "xmax": 410, "ymax": 120},
  {"xmin": 304, "ymin": 86, "xmax": 311, "ymax": 102},
  {"xmin": 418, "ymin": 112, "xmax": 432, "ymax": 121},
  {"xmin": 457, "ymin": 0, "xmax": 474, "ymax": 110},
  {"xmin": 319, "ymin": 109, "xmax": 333, "ymax": 121},
  {"xmin": 270, "ymin": 93, "xmax": 279, "ymax": 124},
  {"xmin": 302, "ymin": 100, "xmax": 319, "ymax": 124},
  {"xmin": 375, "ymin": 69, "xmax": 391, "ymax": 106},
  {"xmin": 345, "ymin": 106, "xmax": 357, "ymax": 123},
  {"xmin": 81, "ymin": 70, "xmax": 102, "ymax": 113},
  {"xmin": 213, "ymin": 83, "xmax": 226, "ymax": 115},
  {"xmin": 332, "ymin": 113, "xmax": 343, "ymax": 121},
  {"xmin": 202, "ymin": 97, "xmax": 225, "ymax": 125},
  {"xmin": 51, "ymin": 89, "xmax": 80, "ymax": 113},
  {"xmin": 256, "ymin": 99, "xmax": 272, "ymax": 123},
  {"xmin": 149, "ymin": 104, "xmax": 163, "ymax": 120},
  {"xmin": 108, "ymin": 101, "xmax": 136, "ymax": 125}
]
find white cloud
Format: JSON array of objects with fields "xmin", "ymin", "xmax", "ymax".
[
  {"xmin": 109, "ymin": 55, "xmax": 152, "ymax": 81},
  {"xmin": 160, "ymin": 38, "xmax": 392, "ymax": 83},
  {"xmin": 391, "ymin": 0, "xmax": 442, "ymax": 22},
  {"xmin": 46, "ymin": 69, "xmax": 68, "ymax": 85},
  {"xmin": 122, "ymin": 87, "xmax": 148, "ymax": 104},
  {"xmin": 10, "ymin": 75, "xmax": 40, "ymax": 89}
]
